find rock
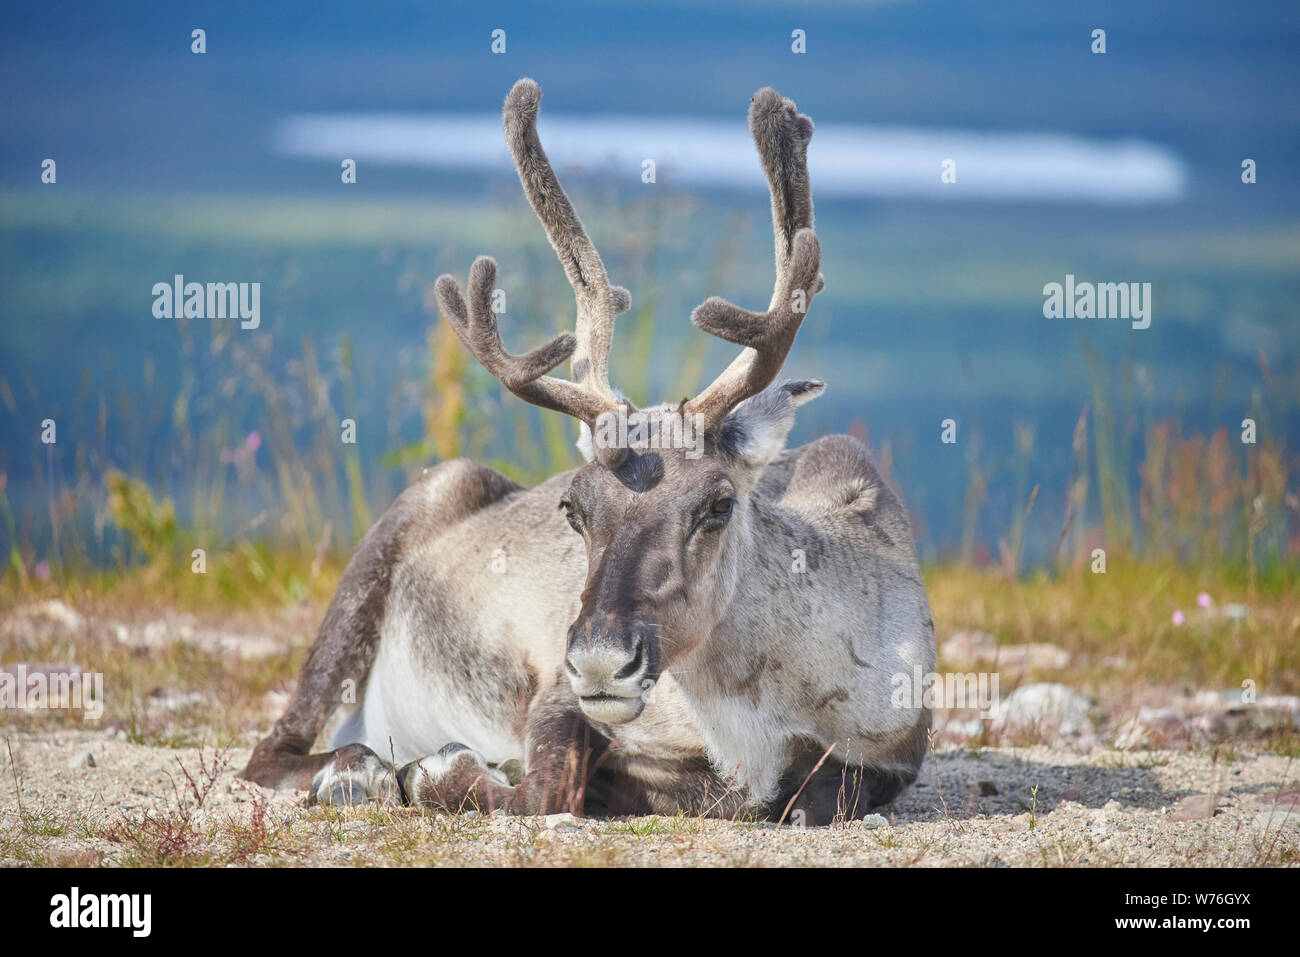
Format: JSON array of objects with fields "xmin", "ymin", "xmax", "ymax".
[
  {"xmin": 1192, "ymin": 696, "xmax": 1300, "ymax": 742},
  {"xmin": 978, "ymin": 780, "xmax": 999, "ymax": 796},
  {"xmin": 1254, "ymin": 695, "xmax": 1300, "ymax": 725},
  {"xmin": 1170, "ymin": 795, "xmax": 1217, "ymax": 821},
  {"xmin": 1110, "ymin": 691, "xmax": 1300, "ymax": 747},
  {"xmin": 143, "ymin": 688, "xmax": 203, "ymax": 714},
  {"xmin": 66, "ymin": 751, "xmax": 96, "ymax": 769},
  {"xmin": 940, "ymin": 631, "xmax": 998, "ymax": 665},
  {"xmin": 543, "ymin": 812, "xmax": 581, "ymax": 830},
  {"xmin": 1112, "ymin": 706, "xmax": 1189, "ymax": 749},
  {"xmin": 940, "ymin": 717, "xmax": 986, "ymax": 738},
  {"xmin": 1255, "ymin": 790, "xmax": 1300, "ymax": 809},
  {"xmin": 860, "ymin": 814, "xmax": 889, "ymax": 829},
  {"xmin": 990, "ymin": 683, "xmax": 1093, "ymax": 737},
  {"xmin": 1004, "ymin": 644, "xmax": 1071, "ymax": 671},
  {"xmin": 112, "ymin": 617, "xmax": 291, "ymax": 660},
  {"xmin": 0, "ymin": 601, "xmax": 290, "ymax": 661},
  {"xmin": 0, "ymin": 600, "xmax": 86, "ymax": 647},
  {"xmin": 941, "ymin": 631, "xmax": 1070, "ymax": 673},
  {"xmin": 1252, "ymin": 792, "xmax": 1300, "ymax": 830},
  {"xmin": 1254, "ymin": 809, "xmax": 1300, "ymax": 831}
]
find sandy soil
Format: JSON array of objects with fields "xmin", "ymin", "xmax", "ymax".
[{"xmin": 2, "ymin": 729, "xmax": 1296, "ymax": 867}]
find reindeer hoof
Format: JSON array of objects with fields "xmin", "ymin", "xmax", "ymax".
[
  {"xmin": 308, "ymin": 743, "xmax": 399, "ymax": 807},
  {"xmin": 396, "ymin": 743, "xmax": 511, "ymax": 811}
]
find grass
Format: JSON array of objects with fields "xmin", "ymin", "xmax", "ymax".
[
  {"xmin": 0, "ymin": 586, "xmax": 306, "ymax": 745},
  {"xmin": 928, "ymin": 562, "xmax": 1299, "ymax": 694},
  {"xmin": 1, "ymin": 547, "xmax": 1295, "ymax": 755}
]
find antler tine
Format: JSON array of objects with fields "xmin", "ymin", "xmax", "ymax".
[
  {"xmin": 503, "ymin": 78, "xmax": 629, "ymax": 405},
  {"xmin": 686, "ymin": 88, "xmax": 824, "ymax": 432},
  {"xmin": 432, "ymin": 258, "xmax": 612, "ymax": 424}
]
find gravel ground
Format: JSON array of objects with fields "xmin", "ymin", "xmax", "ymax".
[{"xmin": 2, "ymin": 729, "xmax": 1296, "ymax": 867}]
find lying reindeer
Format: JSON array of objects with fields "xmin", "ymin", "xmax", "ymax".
[{"xmin": 241, "ymin": 78, "xmax": 935, "ymax": 824}]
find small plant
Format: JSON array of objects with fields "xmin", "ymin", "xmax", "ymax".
[
  {"xmin": 102, "ymin": 743, "xmax": 234, "ymax": 865},
  {"xmin": 3, "ymin": 738, "xmax": 70, "ymax": 843},
  {"xmin": 608, "ymin": 817, "xmax": 666, "ymax": 837},
  {"xmin": 105, "ymin": 469, "xmax": 177, "ymax": 565},
  {"xmin": 221, "ymin": 782, "xmax": 275, "ymax": 865},
  {"xmin": 927, "ymin": 729, "xmax": 964, "ymax": 835}
]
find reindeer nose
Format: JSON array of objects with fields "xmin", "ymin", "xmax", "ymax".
[
  {"xmin": 565, "ymin": 637, "xmax": 643, "ymax": 688},
  {"xmin": 564, "ymin": 622, "xmax": 654, "ymax": 699}
]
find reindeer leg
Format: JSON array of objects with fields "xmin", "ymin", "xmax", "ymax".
[
  {"xmin": 395, "ymin": 685, "xmax": 626, "ymax": 816},
  {"xmin": 241, "ymin": 460, "xmax": 522, "ymax": 794},
  {"xmin": 239, "ymin": 484, "xmax": 414, "ymax": 794}
]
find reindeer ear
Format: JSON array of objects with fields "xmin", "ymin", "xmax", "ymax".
[
  {"xmin": 782, "ymin": 378, "xmax": 826, "ymax": 407},
  {"xmin": 718, "ymin": 378, "xmax": 825, "ymax": 469}
]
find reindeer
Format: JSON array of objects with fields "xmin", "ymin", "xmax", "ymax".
[{"xmin": 241, "ymin": 79, "xmax": 935, "ymax": 824}]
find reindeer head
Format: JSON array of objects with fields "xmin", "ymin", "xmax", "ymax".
[{"xmin": 435, "ymin": 79, "xmax": 824, "ymax": 725}]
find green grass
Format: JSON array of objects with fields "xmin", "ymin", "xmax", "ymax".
[
  {"xmin": 927, "ymin": 562, "xmax": 1298, "ymax": 693},
  {"xmin": 2, "ymin": 551, "xmax": 1295, "ymax": 756}
]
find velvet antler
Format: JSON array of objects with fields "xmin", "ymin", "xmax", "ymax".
[
  {"xmin": 684, "ymin": 88, "xmax": 824, "ymax": 433},
  {"xmin": 434, "ymin": 78, "xmax": 633, "ymax": 468}
]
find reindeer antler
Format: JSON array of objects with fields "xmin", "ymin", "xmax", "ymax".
[
  {"xmin": 685, "ymin": 88, "xmax": 824, "ymax": 433},
  {"xmin": 434, "ymin": 77, "xmax": 633, "ymax": 467}
]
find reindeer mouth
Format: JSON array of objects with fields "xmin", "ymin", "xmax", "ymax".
[{"xmin": 578, "ymin": 692, "xmax": 646, "ymax": 725}]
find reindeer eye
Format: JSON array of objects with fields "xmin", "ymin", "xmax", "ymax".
[
  {"xmin": 559, "ymin": 499, "xmax": 583, "ymax": 533},
  {"xmin": 689, "ymin": 495, "xmax": 736, "ymax": 541}
]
